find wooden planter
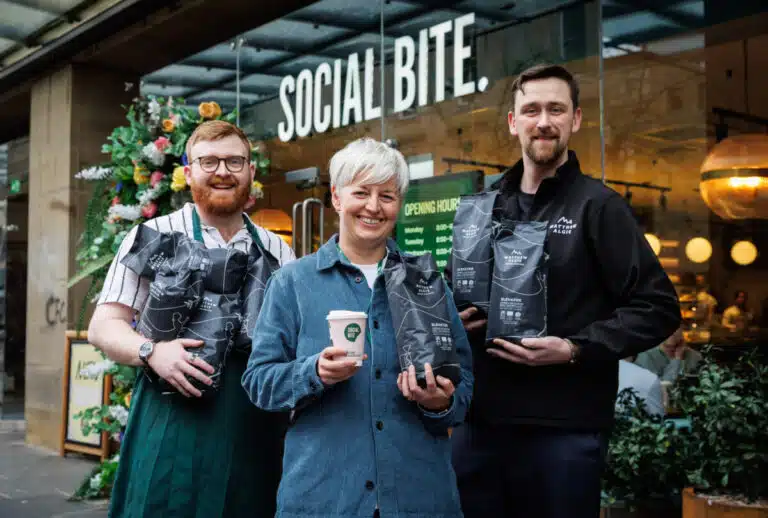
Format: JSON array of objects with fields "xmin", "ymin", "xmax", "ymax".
[{"xmin": 683, "ymin": 488, "xmax": 768, "ymax": 517}]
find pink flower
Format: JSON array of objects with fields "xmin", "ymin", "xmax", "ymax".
[
  {"xmin": 244, "ymin": 195, "xmax": 257, "ymax": 212},
  {"xmin": 111, "ymin": 196, "xmax": 120, "ymax": 206},
  {"xmin": 154, "ymin": 136, "xmax": 170, "ymax": 152},
  {"xmin": 141, "ymin": 202, "xmax": 158, "ymax": 219},
  {"xmin": 150, "ymin": 171, "xmax": 164, "ymax": 188}
]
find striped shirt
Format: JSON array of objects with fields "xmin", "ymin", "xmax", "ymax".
[{"xmin": 98, "ymin": 203, "xmax": 295, "ymax": 312}]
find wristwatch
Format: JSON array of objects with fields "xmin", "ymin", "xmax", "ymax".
[
  {"xmin": 565, "ymin": 338, "xmax": 580, "ymax": 364},
  {"xmin": 138, "ymin": 340, "xmax": 155, "ymax": 366}
]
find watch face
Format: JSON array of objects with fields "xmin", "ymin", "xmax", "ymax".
[{"xmin": 139, "ymin": 341, "xmax": 153, "ymax": 360}]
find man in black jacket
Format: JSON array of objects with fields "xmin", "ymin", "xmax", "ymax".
[{"xmin": 447, "ymin": 63, "xmax": 681, "ymax": 518}]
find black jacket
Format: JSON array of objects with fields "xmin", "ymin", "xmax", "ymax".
[{"xmin": 446, "ymin": 151, "xmax": 681, "ymax": 430}]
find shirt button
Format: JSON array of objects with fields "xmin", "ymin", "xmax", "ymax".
[
  {"xmin": 376, "ymin": 421, "xmax": 383, "ymax": 431},
  {"xmin": 373, "ymin": 320, "xmax": 379, "ymax": 329},
  {"xmin": 375, "ymin": 369, "xmax": 382, "ymax": 379},
  {"xmin": 365, "ymin": 480, "xmax": 375, "ymax": 491}
]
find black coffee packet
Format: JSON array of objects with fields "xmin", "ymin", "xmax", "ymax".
[
  {"xmin": 135, "ymin": 269, "xmax": 204, "ymax": 342},
  {"xmin": 486, "ymin": 220, "xmax": 549, "ymax": 346},
  {"xmin": 451, "ymin": 191, "xmax": 498, "ymax": 315},
  {"xmin": 233, "ymin": 242, "xmax": 280, "ymax": 352},
  {"xmin": 121, "ymin": 226, "xmax": 253, "ymax": 396},
  {"xmin": 385, "ymin": 252, "xmax": 462, "ymax": 389},
  {"xmin": 177, "ymin": 293, "xmax": 241, "ymax": 394}
]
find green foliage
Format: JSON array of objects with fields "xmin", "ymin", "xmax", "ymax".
[
  {"xmin": 673, "ymin": 349, "xmax": 768, "ymax": 502},
  {"xmin": 603, "ymin": 349, "xmax": 768, "ymax": 511}
]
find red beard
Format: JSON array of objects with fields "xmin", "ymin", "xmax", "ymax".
[{"xmin": 190, "ymin": 177, "xmax": 251, "ymax": 217}]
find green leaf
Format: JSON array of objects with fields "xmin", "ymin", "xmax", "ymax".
[{"xmin": 67, "ymin": 254, "xmax": 114, "ymax": 288}]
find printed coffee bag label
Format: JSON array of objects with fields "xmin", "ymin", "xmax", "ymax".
[
  {"xmin": 451, "ymin": 191, "xmax": 498, "ymax": 312},
  {"xmin": 137, "ymin": 270, "xmax": 203, "ymax": 342},
  {"xmin": 385, "ymin": 252, "xmax": 461, "ymax": 388},
  {"xmin": 486, "ymin": 220, "xmax": 549, "ymax": 344}
]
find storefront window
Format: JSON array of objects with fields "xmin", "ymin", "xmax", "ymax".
[{"xmin": 601, "ymin": 0, "xmax": 768, "ymax": 346}]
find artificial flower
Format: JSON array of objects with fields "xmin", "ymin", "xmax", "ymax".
[
  {"xmin": 171, "ymin": 166, "xmax": 187, "ymax": 192},
  {"xmin": 142, "ymin": 142, "xmax": 165, "ymax": 167},
  {"xmin": 78, "ymin": 360, "xmax": 115, "ymax": 379},
  {"xmin": 108, "ymin": 204, "xmax": 142, "ymax": 221},
  {"xmin": 198, "ymin": 101, "xmax": 221, "ymax": 119},
  {"xmin": 111, "ymin": 196, "xmax": 120, "ymax": 206},
  {"xmin": 74, "ymin": 166, "xmax": 112, "ymax": 181},
  {"xmin": 124, "ymin": 392, "xmax": 132, "ymax": 408},
  {"xmin": 150, "ymin": 171, "xmax": 164, "ymax": 188},
  {"xmin": 138, "ymin": 186, "xmax": 162, "ymax": 205},
  {"xmin": 133, "ymin": 166, "xmax": 149, "ymax": 184},
  {"xmin": 154, "ymin": 136, "xmax": 170, "ymax": 152},
  {"xmin": 211, "ymin": 101, "xmax": 222, "ymax": 118},
  {"xmin": 141, "ymin": 201, "xmax": 158, "ymax": 219},
  {"xmin": 251, "ymin": 180, "xmax": 265, "ymax": 199},
  {"xmin": 147, "ymin": 99, "xmax": 162, "ymax": 122},
  {"xmin": 161, "ymin": 118, "xmax": 175, "ymax": 132},
  {"xmin": 108, "ymin": 405, "xmax": 129, "ymax": 427}
]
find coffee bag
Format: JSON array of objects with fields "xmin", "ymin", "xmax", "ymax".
[
  {"xmin": 385, "ymin": 252, "xmax": 461, "ymax": 388},
  {"xmin": 486, "ymin": 220, "xmax": 549, "ymax": 345},
  {"xmin": 451, "ymin": 191, "xmax": 498, "ymax": 315}
]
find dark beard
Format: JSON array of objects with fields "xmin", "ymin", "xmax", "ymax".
[
  {"xmin": 524, "ymin": 137, "xmax": 567, "ymax": 167},
  {"xmin": 191, "ymin": 180, "xmax": 250, "ymax": 217}
]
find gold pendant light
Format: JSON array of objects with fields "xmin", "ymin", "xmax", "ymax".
[{"xmin": 699, "ymin": 134, "xmax": 768, "ymax": 219}]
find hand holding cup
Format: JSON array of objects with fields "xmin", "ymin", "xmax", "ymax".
[{"xmin": 317, "ymin": 347, "xmax": 367, "ymax": 385}]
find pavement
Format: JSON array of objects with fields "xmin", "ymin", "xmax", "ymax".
[{"xmin": 0, "ymin": 427, "xmax": 109, "ymax": 518}]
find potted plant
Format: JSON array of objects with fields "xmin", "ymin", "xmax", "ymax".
[
  {"xmin": 674, "ymin": 350, "xmax": 767, "ymax": 517},
  {"xmin": 601, "ymin": 389, "xmax": 691, "ymax": 518}
]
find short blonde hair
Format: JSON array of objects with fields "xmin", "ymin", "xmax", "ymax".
[
  {"xmin": 329, "ymin": 138, "xmax": 410, "ymax": 196},
  {"xmin": 185, "ymin": 120, "xmax": 251, "ymax": 160}
]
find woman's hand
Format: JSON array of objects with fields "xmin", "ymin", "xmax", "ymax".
[
  {"xmin": 317, "ymin": 347, "xmax": 367, "ymax": 386},
  {"xmin": 397, "ymin": 363, "xmax": 454, "ymax": 412}
]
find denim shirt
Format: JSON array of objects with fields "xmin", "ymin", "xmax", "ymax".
[{"xmin": 242, "ymin": 236, "xmax": 473, "ymax": 518}]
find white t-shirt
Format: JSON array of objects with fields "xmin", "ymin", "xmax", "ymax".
[{"xmin": 353, "ymin": 262, "xmax": 379, "ymax": 289}]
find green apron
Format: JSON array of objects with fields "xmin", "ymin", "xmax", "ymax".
[{"xmin": 108, "ymin": 213, "xmax": 286, "ymax": 518}]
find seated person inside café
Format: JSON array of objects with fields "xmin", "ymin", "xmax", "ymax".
[
  {"xmin": 634, "ymin": 327, "xmax": 702, "ymax": 383},
  {"xmin": 721, "ymin": 290, "xmax": 754, "ymax": 332}
]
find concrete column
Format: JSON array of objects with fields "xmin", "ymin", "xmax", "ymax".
[{"xmin": 26, "ymin": 65, "xmax": 134, "ymax": 450}]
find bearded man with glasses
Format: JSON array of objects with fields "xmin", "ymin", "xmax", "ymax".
[{"xmin": 88, "ymin": 120, "xmax": 295, "ymax": 518}]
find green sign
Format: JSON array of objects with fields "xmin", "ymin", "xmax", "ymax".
[
  {"xmin": 9, "ymin": 179, "xmax": 21, "ymax": 194},
  {"xmin": 344, "ymin": 323, "xmax": 362, "ymax": 342},
  {"xmin": 395, "ymin": 171, "xmax": 482, "ymax": 270}
]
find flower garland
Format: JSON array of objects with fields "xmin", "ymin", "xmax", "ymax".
[{"xmin": 69, "ymin": 95, "xmax": 269, "ymax": 500}]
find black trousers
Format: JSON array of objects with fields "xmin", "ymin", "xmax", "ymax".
[{"xmin": 452, "ymin": 422, "xmax": 608, "ymax": 518}]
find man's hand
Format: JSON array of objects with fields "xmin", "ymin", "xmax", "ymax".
[
  {"xmin": 397, "ymin": 364, "xmax": 454, "ymax": 412},
  {"xmin": 317, "ymin": 347, "xmax": 367, "ymax": 386},
  {"xmin": 488, "ymin": 336, "xmax": 572, "ymax": 366},
  {"xmin": 459, "ymin": 307, "xmax": 487, "ymax": 332},
  {"xmin": 147, "ymin": 338, "xmax": 215, "ymax": 397}
]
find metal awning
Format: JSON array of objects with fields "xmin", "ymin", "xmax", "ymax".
[
  {"xmin": 140, "ymin": 0, "xmax": 706, "ymax": 112},
  {"xmin": 0, "ymin": 0, "xmax": 123, "ymax": 67}
]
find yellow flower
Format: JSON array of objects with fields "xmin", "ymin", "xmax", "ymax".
[
  {"xmin": 210, "ymin": 102, "xmax": 222, "ymax": 118},
  {"xmin": 124, "ymin": 392, "xmax": 132, "ymax": 408},
  {"xmin": 171, "ymin": 166, "xmax": 187, "ymax": 192},
  {"xmin": 252, "ymin": 180, "xmax": 263, "ymax": 190},
  {"xmin": 198, "ymin": 102, "xmax": 216, "ymax": 119},
  {"xmin": 162, "ymin": 118, "xmax": 176, "ymax": 132},
  {"xmin": 133, "ymin": 166, "xmax": 149, "ymax": 184}
]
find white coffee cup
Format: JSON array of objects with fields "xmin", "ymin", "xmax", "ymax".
[{"xmin": 327, "ymin": 310, "xmax": 367, "ymax": 366}]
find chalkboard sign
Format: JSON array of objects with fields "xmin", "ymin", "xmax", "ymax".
[
  {"xmin": 59, "ymin": 331, "xmax": 112, "ymax": 460},
  {"xmin": 395, "ymin": 171, "xmax": 483, "ymax": 270}
]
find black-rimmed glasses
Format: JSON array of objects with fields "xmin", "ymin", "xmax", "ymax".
[{"xmin": 193, "ymin": 155, "xmax": 248, "ymax": 173}]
